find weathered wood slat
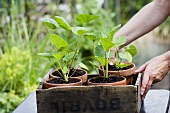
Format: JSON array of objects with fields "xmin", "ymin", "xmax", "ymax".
[
  {"xmin": 135, "ymin": 73, "xmax": 142, "ymax": 112},
  {"xmin": 36, "ymin": 70, "xmax": 142, "ymax": 113}
]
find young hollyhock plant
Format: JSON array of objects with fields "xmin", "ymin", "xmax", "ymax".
[
  {"xmin": 88, "ymin": 24, "xmax": 137, "ymax": 79},
  {"xmin": 88, "ymin": 25, "xmax": 137, "ymax": 78},
  {"xmin": 38, "ymin": 14, "xmax": 99, "ymax": 82}
]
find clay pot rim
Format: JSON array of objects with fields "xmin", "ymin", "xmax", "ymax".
[
  {"xmin": 50, "ymin": 68, "xmax": 88, "ymax": 78},
  {"xmin": 99, "ymin": 62, "xmax": 136, "ymax": 76},
  {"xmin": 44, "ymin": 77, "xmax": 82, "ymax": 86},
  {"xmin": 88, "ymin": 76, "xmax": 126, "ymax": 86}
]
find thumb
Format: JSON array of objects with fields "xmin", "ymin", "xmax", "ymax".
[{"xmin": 135, "ymin": 63, "xmax": 148, "ymax": 73}]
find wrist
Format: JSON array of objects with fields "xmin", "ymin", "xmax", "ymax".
[
  {"xmin": 163, "ymin": 51, "xmax": 170, "ymax": 61},
  {"xmin": 162, "ymin": 51, "xmax": 170, "ymax": 69}
]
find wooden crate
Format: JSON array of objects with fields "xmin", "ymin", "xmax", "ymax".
[{"xmin": 36, "ymin": 69, "xmax": 142, "ymax": 113}]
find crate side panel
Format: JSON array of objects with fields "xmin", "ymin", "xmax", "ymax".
[
  {"xmin": 36, "ymin": 86, "xmax": 138, "ymax": 113},
  {"xmin": 135, "ymin": 73, "xmax": 142, "ymax": 112}
]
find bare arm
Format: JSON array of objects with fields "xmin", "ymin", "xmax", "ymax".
[
  {"xmin": 114, "ymin": 0, "xmax": 170, "ymax": 47},
  {"xmin": 114, "ymin": 0, "xmax": 170, "ymax": 100}
]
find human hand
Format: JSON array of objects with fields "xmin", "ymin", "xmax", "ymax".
[
  {"xmin": 110, "ymin": 48, "xmax": 119, "ymax": 64},
  {"xmin": 135, "ymin": 55, "xmax": 170, "ymax": 100}
]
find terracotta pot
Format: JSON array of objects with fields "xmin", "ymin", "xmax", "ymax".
[
  {"xmin": 50, "ymin": 69, "xmax": 88, "ymax": 83},
  {"xmin": 98, "ymin": 62, "xmax": 136, "ymax": 85},
  {"xmin": 88, "ymin": 76, "xmax": 126, "ymax": 86},
  {"xmin": 43, "ymin": 77, "xmax": 82, "ymax": 89}
]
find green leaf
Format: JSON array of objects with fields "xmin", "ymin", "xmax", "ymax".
[
  {"xmin": 79, "ymin": 62, "xmax": 88, "ymax": 70},
  {"xmin": 119, "ymin": 51, "xmax": 132, "ymax": 62},
  {"xmin": 100, "ymin": 37, "xmax": 115, "ymax": 52},
  {"xmin": 50, "ymin": 34, "xmax": 68, "ymax": 51},
  {"xmin": 37, "ymin": 53, "xmax": 54, "ymax": 59},
  {"xmin": 106, "ymin": 51, "xmax": 114, "ymax": 58},
  {"xmin": 116, "ymin": 62, "xmax": 130, "ymax": 69},
  {"xmin": 109, "ymin": 24, "xmax": 121, "ymax": 40},
  {"xmin": 71, "ymin": 27, "xmax": 89, "ymax": 36},
  {"xmin": 53, "ymin": 51, "xmax": 67, "ymax": 60},
  {"xmin": 54, "ymin": 16, "xmax": 72, "ymax": 31},
  {"xmin": 84, "ymin": 34, "xmax": 97, "ymax": 42},
  {"xmin": 113, "ymin": 36, "xmax": 126, "ymax": 48},
  {"xmin": 124, "ymin": 45, "xmax": 137, "ymax": 57},
  {"xmin": 94, "ymin": 32, "xmax": 101, "ymax": 39},
  {"xmin": 63, "ymin": 66, "xmax": 68, "ymax": 74},
  {"xmin": 96, "ymin": 57, "xmax": 108, "ymax": 66},
  {"xmin": 101, "ymin": 32, "xmax": 108, "ymax": 39},
  {"xmin": 94, "ymin": 45, "xmax": 105, "ymax": 57},
  {"xmin": 89, "ymin": 61, "xmax": 98, "ymax": 68},
  {"xmin": 63, "ymin": 52, "xmax": 74, "ymax": 61},
  {"xmin": 65, "ymin": 49, "xmax": 75, "ymax": 53},
  {"xmin": 76, "ymin": 14, "xmax": 99, "ymax": 24},
  {"xmin": 41, "ymin": 18, "xmax": 59, "ymax": 29}
]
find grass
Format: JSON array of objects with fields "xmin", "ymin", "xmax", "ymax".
[{"xmin": 0, "ymin": 1, "xmax": 53, "ymax": 112}]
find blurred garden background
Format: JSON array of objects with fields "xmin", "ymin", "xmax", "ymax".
[{"xmin": 0, "ymin": 0, "xmax": 169, "ymax": 112}]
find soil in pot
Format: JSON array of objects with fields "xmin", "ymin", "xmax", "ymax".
[
  {"xmin": 50, "ymin": 69, "xmax": 63, "ymax": 78},
  {"xmin": 47, "ymin": 77, "xmax": 80, "ymax": 84},
  {"xmin": 99, "ymin": 63, "xmax": 136, "ymax": 85},
  {"xmin": 44, "ymin": 77, "xmax": 82, "ymax": 89},
  {"xmin": 69, "ymin": 68, "xmax": 86, "ymax": 77},
  {"xmin": 50, "ymin": 68, "xmax": 87, "ymax": 83},
  {"xmin": 88, "ymin": 75, "xmax": 126, "ymax": 86},
  {"xmin": 106, "ymin": 64, "xmax": 133, "ymax": 71},
  {"xmin": 90, "ymin": 75, "xmax": 123, "ymax": 83}
]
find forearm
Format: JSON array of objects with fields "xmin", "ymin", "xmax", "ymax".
[{"xmin": 115, "ymin": 0, "xmax": 170, "ymax": 47}]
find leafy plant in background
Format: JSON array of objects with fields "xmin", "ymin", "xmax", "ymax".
[
  {"xmin": 39, "ymin": 14, "xmax": 99, "ymax": 82},
  {"xmin": 1, "ymin": 0, "xmax": 54, "ymax": 80},
  {"xmin": 0, "ymin": 47, "xmax": 38, "ymax": 113},
  {"xmin": 0, "ymin": 47, "xmax": 29, "ymax": 94},
  {"xmin": 0, "ymin": 1, "xmax": 53, "ymax": 112},
  {"xmin": 89, "ymin": 24, "xmax": 137, "ymax": 78},
  {"xmin": 0, "ymin": 91, "xmax": 24, "ymax": 113}
]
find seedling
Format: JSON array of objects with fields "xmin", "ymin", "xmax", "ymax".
[
  {"xmin": 39, "ymin": 14, "xmax": 99, "ymax": 82},
  {"xmin": 88, "ymin": 24, "xmax": 137, "ymax": 78}
]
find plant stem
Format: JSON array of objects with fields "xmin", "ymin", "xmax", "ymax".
[
  {"xmin": 63, "ymin": 73, "xmax": 68, "ymax": 82},
  {"xmin": 101, "ymin": 65, "xmax": 105, "ymax": 77},
  {"xmin": 49, "ymin": 58, "xmax": 57, "ymax": 69},
  {"xmin": 105, "ymin": 52, "xmax": 109, "ymax": 78},
  {"xmin": 57, "ymin": 70, "xmax": 63, "ymax": 77},
  {"xmin": 115, "ymin": 48, "xmax": 119, "ymax": 66},
  {"xmin": 68, "ymin": 68, "xmax": 76, "ymax": 77},
  {"xmin": 69, "ymin": 22, "xmax": 87, "ymax": 67},
  {"xmin": 49, "ymin": 58, "xmax": 67, "ymax": 80},
  {"xmin": 69, "ymin": 36, "xmax": 81, "ymax": 69}
]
